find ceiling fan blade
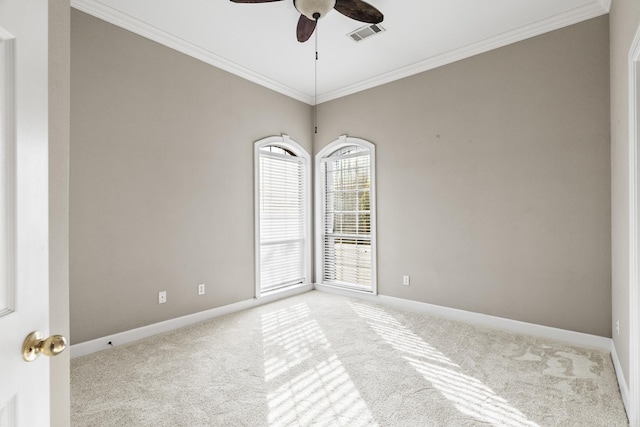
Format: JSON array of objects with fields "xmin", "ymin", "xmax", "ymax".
[
  {"xmin": 229, "ymin": 0, "xmax": 283, "ymax": 3},
  {"xmin": 334, "ymin": 0, "xmax": 383, "ymax": 24},
  {"xmin": 297, "ymin": 14, "xmax": 317, "ymax": 43}
]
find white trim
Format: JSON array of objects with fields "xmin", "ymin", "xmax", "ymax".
[
  {"xmin": 315, "ymin": 284, "xmax": 612, "ymax": 351},
  {"xmin": 0, "ymin": 34, "xmax": 15, "ymax": 318},
  {"xmin": 71, "ymin": 280, "xmax": 632, "ymax": 417},
  {"xmin": 315, "ymin": 136, "xmax": 377, "ymax": 294},
  {"xmin": 316, "ymin": 1, "xmax": 610, "ymax": 104},
  {"xmin": 71, "ymin": 0, "xmax": 608, "ymax": 106},
  {"xmin": 317, "ymin": 284, "xmax": 633, "ymax": 409},
  {"xmin": 0, "ymin": 396, "xmax": 16, "ymax": 427},
  {"xmin": 70, "ymin": 0, "xmax": 314, "ymax": 105},
  {"xmin": 597, "ymin": 0, "xmax": 612, "ymax": 11},
  {"xmin": 628, "ymin": 24, "xmax": 640, "ymax": 427},
  {"xmin": 71, "ymin": 284, "xmax": 313, "ymax": 358},
  {"xmin": 254, "ymin": 135, "xmax": 312, "ymax": 298},
  {"xmin": 611, "ymin": 342, "xmax": 632, "ymax": 421}
]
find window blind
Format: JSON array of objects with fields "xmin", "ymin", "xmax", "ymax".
[
  {"xmin": 321, "ymin": 150, "xmax": 372, "ymax": 290},
  {"xmin": 258, "ymin": 150, "xmax": 306, "ymax": 292}
]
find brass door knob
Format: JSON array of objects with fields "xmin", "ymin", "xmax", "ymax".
[{"xmin": 22, "ymin": 331, "xmax": 67, "ymax": 362}]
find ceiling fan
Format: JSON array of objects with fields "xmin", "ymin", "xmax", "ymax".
[{"xmin": 230, "ymin": 0, "xmax": 384, "ymax": 43}]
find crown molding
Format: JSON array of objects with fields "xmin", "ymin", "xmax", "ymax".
[
  {"xmin": 317, "ymin": 0, "xmax": 610, "ymax": 104},
  {"xmin": 598, "ymin": 0, "xmax": 612, "ymax": 11},
  {"xmin": 72, "ymin": 0, "xmax": 608, "ymax": 106},
  {"xmin": 70, "ymin": 0, "xmax": 315, "ymax": 105}
]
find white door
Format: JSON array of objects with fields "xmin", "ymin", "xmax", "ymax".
[{"xmin": 0, "ymin": 0, "xmax": 55, "ymax": 425}]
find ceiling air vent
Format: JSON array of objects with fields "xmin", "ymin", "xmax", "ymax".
[{"xmin": 347, "ymin": 23, "xmax": 385, "ymax": 42}]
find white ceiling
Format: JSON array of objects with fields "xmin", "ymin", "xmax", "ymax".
[{"xmin": 71, "ymin": 0, "xmax": 610, "ymax": 105}]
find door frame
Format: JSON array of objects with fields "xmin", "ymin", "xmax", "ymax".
[
  {"xmin": 628, "ymin": 23, "xmax": 640, "ymax": 427},
  {"xmin": 48, "ymin": 1, "xmax": 71, "ymax": 424}
]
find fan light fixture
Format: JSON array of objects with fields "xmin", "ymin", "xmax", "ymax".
[
  {"xmin": 230, "ymin": 0, "xmax": 383, "ymax": 43},
  {"xmin": 230, "ymin": 0, "xmax": 384, "ymax": 132},
  {"xmin": 294, "ymin": 0, "xmax": 336, "ymax": 21}
]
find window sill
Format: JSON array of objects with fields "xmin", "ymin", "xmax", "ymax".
[
  {"xmin": 314, "ymin": 282, "xmax": 376, "ymax": 296},
  {"xmin": 257, "ymin": 283, "xmax": 313, "ymax": 299}
]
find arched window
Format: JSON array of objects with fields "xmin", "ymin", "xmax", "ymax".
[
  {"xmin": 316, "ymin": 135, "xmax": 377, "ymax": 293},
  {"xmin": 254, "ymin": 135, "xmax": 311, "ymax": 296}
]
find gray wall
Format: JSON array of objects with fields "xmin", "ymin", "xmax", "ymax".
[
  {"xmin": 71, "ymin": 11, "xmax": 612, "ymax": 345},
  {"xmin": 50, "ymin": 1, "xmax": 71, "ymax": 426},
  {"xmin": 316, "ymin": 16, "xmax": 611, "ymax": 337},
  {"xmin": 611, "ymin": 0, "xmax": 640, "ymax": 387},
  {"xmin": 70, "ymin": 10, "xmax": 313, "ymax": 343}
]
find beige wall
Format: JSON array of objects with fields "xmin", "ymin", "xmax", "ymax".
[
  {"xmin": 50, "ymin": 0, "xmax": 70, "ymax": 426},
  {"xmin": 611, "ymin": 0, "xmax": 640, "ymax": 387},
  {"xmin": 316, "ymin": 16, "xmax": 611, "ymax": 337},
  {"xmin": 70, "ymin": 10, "xmax": 313, "ymax": 343},
  {"xmin": 71, "ymin": 11, "xmax": 612, "ymax": 345}
]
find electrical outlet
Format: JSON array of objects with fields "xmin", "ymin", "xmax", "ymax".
[
  {"xmin": 158, "ymin": 291, "xmax": 167, "ymax": 304},
  {"xmin": 198, "ymin": 283, "xmax": 205, "ymax": 295},
  {"xmin": 616, "ymin": 319, "xmax": 620, "ymax": 336},
  {"xmin": 403, "ymin": 275, "xmax": 410, "ymax": 286}
]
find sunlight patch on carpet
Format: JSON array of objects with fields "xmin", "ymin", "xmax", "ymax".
[
  {"xmin": 262, "ymin": 303, "xmax": 376, "ymax": 426},
  {"xmin": 350, "ymin": 301, "xmax": 539, "ymax": 427}
]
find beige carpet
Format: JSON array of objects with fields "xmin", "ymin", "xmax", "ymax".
[{"xmin": 71, "ymin": 291, "xmax": 628, "ymax": 426}]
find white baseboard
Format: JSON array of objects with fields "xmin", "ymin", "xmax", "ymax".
[
  {"xmin": 610, "ymin": 342, "xmax": 632, "ymax": 424},
  {"xmin": 315, "ymin": 284, "xmax": 638, "ymax": 419},
  {"xmin": 314, "ymin": 284, "xmax": 612, "ymax": 351},
  {"xmin": 70, "ymin": 283, "xmax": 313, "ymax": 358},
  {"xmin": 72, "ymin": 281, "xmax": 631, "ymax": 423}
]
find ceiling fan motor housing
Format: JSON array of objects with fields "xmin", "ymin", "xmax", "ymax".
[{"xmin": 294, "ymin": 0, "xmax": 336, "ymax": 20}]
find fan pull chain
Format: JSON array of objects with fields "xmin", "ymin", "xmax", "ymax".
[{"xmin": 314, "ymin": 22, "xmax": 318, "ymax": 134}]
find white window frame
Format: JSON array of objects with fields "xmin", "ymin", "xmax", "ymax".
[
  {"xmin": 254, "ymin": 134, "xmax": 312, "ymax": 298},
  {"xmin": 315, "ymin": 135, "xmax": 377, "ymax": 294}
]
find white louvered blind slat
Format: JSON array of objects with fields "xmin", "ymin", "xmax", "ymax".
[
  {"xmin": 258, "ymin": 150, "xmax": 306, "ymax": 292},
  {"xmin": 321, "ymin": 148, "xmax": 372, "ymax": 290}
]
